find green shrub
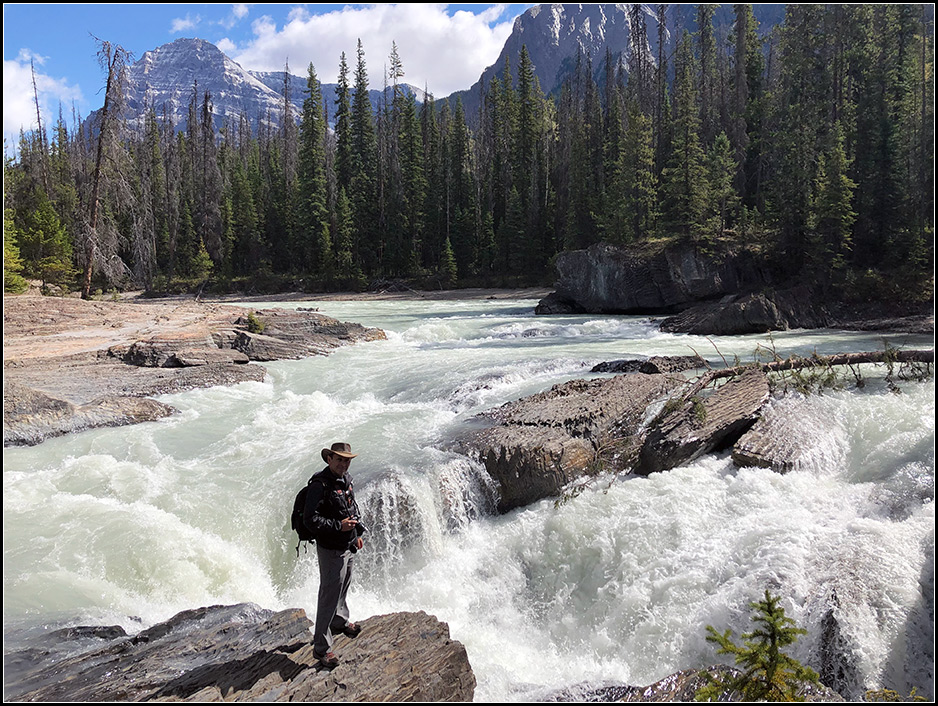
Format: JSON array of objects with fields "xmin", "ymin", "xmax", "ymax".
[{"xmin": 245, "ymin": 311, "xmax": 265, "ymax": 334}]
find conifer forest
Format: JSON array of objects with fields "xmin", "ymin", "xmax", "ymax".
[{"xmin": 4, "ymin": 5, "xmax": 935, "ymax": 302}]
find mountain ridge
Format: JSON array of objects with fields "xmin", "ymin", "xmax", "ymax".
[{"xmin": 109, "ymin": 4, "xmax": 788, "ymax": 135}]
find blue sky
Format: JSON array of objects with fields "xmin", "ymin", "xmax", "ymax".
[{"xmin": 3, "ymin": 3, "xmax": 532, "ymax": 150}]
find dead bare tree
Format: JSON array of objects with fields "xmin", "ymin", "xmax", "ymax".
[{"xmin": 81, "ymin": 37, "xmax": 132, "ymax": 299}]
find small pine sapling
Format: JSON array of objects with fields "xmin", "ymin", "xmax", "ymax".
[{"xmin": 696, "ymin": 590, "xmax": 821, "ymax": 702}]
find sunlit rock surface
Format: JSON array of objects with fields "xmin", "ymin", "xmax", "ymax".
[{"xmin": 3, "ymin": 604, "xmax": 475, "ymax": 702}]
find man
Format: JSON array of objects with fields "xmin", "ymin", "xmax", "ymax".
[{"xmin": 304, "ymin": 442, "xmax": 366, "ymax": 668}]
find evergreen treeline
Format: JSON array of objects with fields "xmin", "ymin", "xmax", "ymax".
[{"xmin": 4, "ymin": 5, "xmax": 934, "ymax": 301}]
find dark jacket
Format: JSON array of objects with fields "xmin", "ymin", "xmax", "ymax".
[{"xmin": 303, "ymin": 467, "xmax": 365, "ymax": 551}]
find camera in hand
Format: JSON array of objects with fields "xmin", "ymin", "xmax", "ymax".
[{"xmin": 348, "ymin": 517, "xmax": 366, "ymax": 553}]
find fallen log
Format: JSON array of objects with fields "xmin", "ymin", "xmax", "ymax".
[{"xmin": 672, "ymin": 348, "xmax": 934, "ymax": 404}]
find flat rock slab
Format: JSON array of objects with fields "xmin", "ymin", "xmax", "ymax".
[
  {"xmin": 3, "ymin": 295, "xmax": 385, "ymax": 446},
  {"xmin": 3, "ymin": 604, "xmax": 475, "ymax": 702},
  {"xmin": 3, "ymin": 381, "xmax": 178, "ymax": 447}
]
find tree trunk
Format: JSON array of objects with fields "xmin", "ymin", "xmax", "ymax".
[
  {"xmin": 676, "ymin": 349, "xmax": 934, "ymax": 403},
  {"xmin": 81, "ymin": 39, "xmax": 127, "ymax": 299}
]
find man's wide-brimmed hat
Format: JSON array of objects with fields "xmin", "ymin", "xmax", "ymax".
[{"xmin": 322, "ymin": 442, "xmax": 357, "ymax": 463}]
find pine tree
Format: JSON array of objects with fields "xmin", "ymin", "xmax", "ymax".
[
  {"xmin": 195, "ymin": 90, "xmax": 224, "ymax": 266},
  {"xmin": 605, "ymin": 99, "xmax": 657, "ymax": 244},
  {"xmin": 334, "ymin": 52, "xmax": 353, "ymax": 192},
  {"xmin": 660, "ymin": 32, "xmax": 707, "ymax": 240},
  {"xmin": 81, "ymin": 38, "xmax": 132, "ymax": 298},
  {"xmin": 440, "ymin": 236, "xmax": 458, "ymax": 288},
  {"xmin": 767, "ymin": 4, "xmax": 829, "ymax": 274},
  {"xmin": 730, "ymin": 4, "xmax": 765, "ymax": 205},
  {"xmin": 3, "ymin": 203, "xmax": 29, "ymax": 293},
  {"xmin": 704, "ymin": 131, "xmax": 740, "ymax": 237},
  {"xmin": 808, "ymin": 121, "xmax": 856, "ymax": 281},
  {"xmin": 696, "ymin": 590, "xmax": 821, "ymax": 702},
  {"xmin": 296, "ymin": 62, "xmax": 332, "ymax": 278},
  {"xmin": 397, "ymin": 90, "xmax": 426, "ymax": 277},
  {"xmin": 226, "ymin": 158, "xmax": 263, "ymax": 277},
  {"xmin": 697, "ymin": 4, "xmax": 720, "ymax": 148},
  {"xmin": 349, "ymin": 39, "xmax": 379, "ymax": 276},
  {"xmin": 332, "ymin": 187, "xmax": 364, "ymax": 289}
]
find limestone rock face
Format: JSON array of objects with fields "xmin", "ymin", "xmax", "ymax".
[
  {"xmin": 3, "ymin": 604, "xmax": 475, "ymax": 702},
  {"xmin": 461, "ymin": 373, "xmax": 681, "ymax": 512}
]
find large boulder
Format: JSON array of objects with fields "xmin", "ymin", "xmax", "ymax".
[
  {"xmin": 3, "ymin": 604, "xmax": 475, "ymax": 702},
  {"xmin": 659, "ymin": 288, "xmax": 833, "ymax": 334},
  {"xmin": 460, "ymin": 373, "xmax": 681, "ymax": 512},
  {"xmin": 635, "ymin": 369, "xmax": 771, "ymax": 475},
  {"xmin": 591, "ymin": 354, "xmax": 706, "ymax": 375},
  {"xmin": 536, "ymin": 241, "xmax": 769, "ymax": 315},
  {"xmin": 732, "ymin": 395, "xmax": 848, "ymax": 473}
]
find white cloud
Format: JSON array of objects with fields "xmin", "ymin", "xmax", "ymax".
[
  {"xmin": 171, "ymin": 13, "xmax": 202, "ymax": 34},
  {"xmin": 222, "ymin": 4, "xmax": 518, "ymax": 97},
  {"xmin": 3, "ymin": 55, "xmax": 83, "ymax": 148},
  {"xmin": 219, "ymin": 3, "xmax": 250, "ymax": 30}
]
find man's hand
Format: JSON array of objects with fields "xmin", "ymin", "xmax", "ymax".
[{"xmin": 340, "ymin": 517, "xmax": 358, "ymax": 532}]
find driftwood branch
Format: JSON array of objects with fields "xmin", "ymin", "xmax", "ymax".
[{"xmin": 678, "ymin": 349, "xmax": 934, "ymax": 402}]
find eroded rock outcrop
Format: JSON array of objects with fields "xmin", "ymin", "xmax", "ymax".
[
  {"xmin": 3, "ymin": 381, "xmax": 178, "ymax": 447},
  {"xmin": 3, "ymin": 604, "xmax": 475, "ymax": 702},
  {"xmin": 535, "ymin": 241, "xmax": 769, "ymax": 316},
  {"xmin": 635, "ymin": 369, "xmax": 771, "ymax": 476},
  {"xmin": 547, "ymin": 665, "xmax": 844, "ymax": 702},
  {"xmin": 460, "ymin": 373, "xmax": 682, "ymax": 512}
]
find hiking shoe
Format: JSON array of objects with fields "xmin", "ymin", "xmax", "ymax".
[
  {"xmin": 314, "ymin": 651, "xmax": 339, "ymax": 669},
  {"xmin": 338, "ymin": 622, "xmax": 362, "ymax": 638}
]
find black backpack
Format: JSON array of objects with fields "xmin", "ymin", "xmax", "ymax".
[{"xmin": 291, "ymin": 476, "xmax": 320, "ymax": 557}]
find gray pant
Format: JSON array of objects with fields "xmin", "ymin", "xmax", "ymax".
[{"xmin": 313, "ymin": 545, "xmax": 354, "ymax": 655}]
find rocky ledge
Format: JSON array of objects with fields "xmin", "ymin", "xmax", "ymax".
[
  {"xmin": 3, "ymin": 602, "xmax": 849, "ymax": 703},
  {"xmin": 3, "ymin": 604, "xmax": 475, "ymax": 702},
  {"xmin": 459, "ymin": 353, "xmax": 933, "ymax": 511},
  {"xmin": 457, "ymin": 371, "xmax": 684, "ymax": 512},
  {"xmin": 535, "ymin": 241, "xmax": 934, "ymax": 336},
  {"xmin": 2, "ymin": 296, "xmax": 386, "ymax": 447}
]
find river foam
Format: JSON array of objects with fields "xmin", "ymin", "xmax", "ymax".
[{"xmin": 3, "ymin": 298, "xmax": 933, "ymax": 701}]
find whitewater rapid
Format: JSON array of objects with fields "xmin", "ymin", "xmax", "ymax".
[{"xmin": 3, "ymin": 298, "xmax": 934, "ymax": 700}]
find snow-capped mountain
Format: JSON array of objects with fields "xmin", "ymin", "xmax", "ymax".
[
  {"xmin": 118, "ymin": 37, "xmax": 424, "ymax": 135},
  {"xmin": 449, "ymin": 3, "xmax": 785, "ymax": 119},
  {"xmin": 122, "ymin": 38, "xmax": 285, "ymax": 132},
  {"xmin": 111, "ymin": 5, "xmax": 787, "ymax": 136}
]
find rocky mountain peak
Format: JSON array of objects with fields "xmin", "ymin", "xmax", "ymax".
[{"xmin": 123, "ymin": 37, "xmax": 286, "ymax": 134}]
